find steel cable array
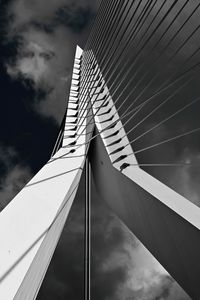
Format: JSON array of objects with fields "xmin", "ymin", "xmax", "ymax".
[{"xmin": 53, "ymin": 0, "xmax": 200, "ymax": 172}]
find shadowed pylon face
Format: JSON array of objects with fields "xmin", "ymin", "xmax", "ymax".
[
  {"xmin": 83, "ymin": 47, "xmax": 200, "ymax": 299},
  {"xmin": 1, "ymin": 0, "xmax": 200, "ymax": 297},
  {"xmin": 0, "ymin": 45, "xmax": 94, "ymax": 300},
  {"xmin": 0, "ymin": 43, "xmax": 199, "ymax": 300},
  {"xmin": 51, "ymin": 43, "xmax": 200, "ymax": 299}
]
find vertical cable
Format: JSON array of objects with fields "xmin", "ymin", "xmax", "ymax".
[{"xmin": 85, "ymin": 157, "xmax": 91, "ymax": 300}]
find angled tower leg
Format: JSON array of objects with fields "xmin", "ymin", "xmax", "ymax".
[
  {"xmin": 88, "ymin": 51, "xmax": 200, "ymax": 299},
  {"xmin": 1, "ymin": 42, "xmax": 200, "ymax": 300},
  {"xmin": 0, "ymin": 46, "xmax": 94, "ymax": 300},
  {"xmin": 85, "ymin": 157, "xmax": 91, "ymax": 300}
]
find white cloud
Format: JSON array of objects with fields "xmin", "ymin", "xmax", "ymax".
[
  {"xmin": 101, "ymin": 218, "xmax": 191, "ymax": 300},
  {"xmin": 3, "ymin": 1, "xmax": 197, "ymax": 299},
  {"xmin": 7, "ymin": 0, "xmax": 99, "ymax": 33},
  {"xmin": 0, "ymin": 165, "xmax": 32, "ymax": 211},
  {"xmin": 6, "ymin": 26, "xmax": 75, "ymax": 121},
  {"xmin": 0, "ymin": 146, "xmax": 17, "ymax": 169},
  {"xmin": 0, "ymin": 146, "xmax": 32, "ymax": 211},
  {"xmin": 5, "ymin": 0, "xmax": 100, "ymax": 122},
  {"xmin": 7, "ymin": 41, "xmax": 52, "ymax": 83},
  {"xmin": 111, "ymin": 232, "xmax": 171, "ymax": 300}
]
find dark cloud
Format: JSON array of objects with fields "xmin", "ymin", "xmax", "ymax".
[
  {"xmin": 0, "ymin": 146, "xmax": 32, "ymax": 211},
  {"xmin": 37, "ymin": 173, "xmax": 190, "ymax": 300},
  {"xmin": 126, "ymin": 275, "xmax": 173, "ymax": 300},
  {"xmin": 0, "ymin": 0, "xmax": 197, "ymax": 299},
  {"xmin": 37, "ymin": 174, "xmax": 132, "ymax": 300},
  {"xmin": 29, "ymin": 22, "xmax": 56, "ymax": 34},
  {"xmin": 55, "ymin": 5, "xmax": 95, "ymax": 32},
  {"xmin": 100, "ymin": 0, "xmax": 200, "ymax": 212},
  {"xmin": 4, "ymin": 0, "xmax": 99, "ymax": 122}
]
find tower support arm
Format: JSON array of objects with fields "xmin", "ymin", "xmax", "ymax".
[{"xmin": 90, "ymin": 129, "xmax": 200, "ymax": 299}]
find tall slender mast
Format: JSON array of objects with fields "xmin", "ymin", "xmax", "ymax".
[
  {"xmin": 1, "ymin": 0, "xmax": 200, "ymax": 298},
  {"xmin": 85, "ymin": 157, "xmax": 91, "ymax": 300}
]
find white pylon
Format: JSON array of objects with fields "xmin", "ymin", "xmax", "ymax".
[
  {"xmin": 88, "ymin": 50, "xmax": 200, "ymax": 299},
  {"xmin": 0, "ymin": 46, "xmax": 200, "ymax": 300},
  {"xmin": 0, "ymin": 46, "xmax": 90, "ymax": 300}
]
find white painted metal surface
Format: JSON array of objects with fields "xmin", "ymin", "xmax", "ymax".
[
  {"xmin": 1, "ymin": 44, "xmax": 200, "ymax": 299},
  {"xmin": 89, "ymin": 50, "xmax": 200, "ymax": 298},
  {"xmin": 0, "ymin": 46, "xmax": 94, "ymax": 300},
  {"xmin": 89, "ymin": 50, "xmax": 200, "ymax": 231}
]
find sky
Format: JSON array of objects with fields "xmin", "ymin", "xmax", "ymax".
[{"xmin": 1, "ymin": 0, "xmax": 200, "ymax": 299}]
